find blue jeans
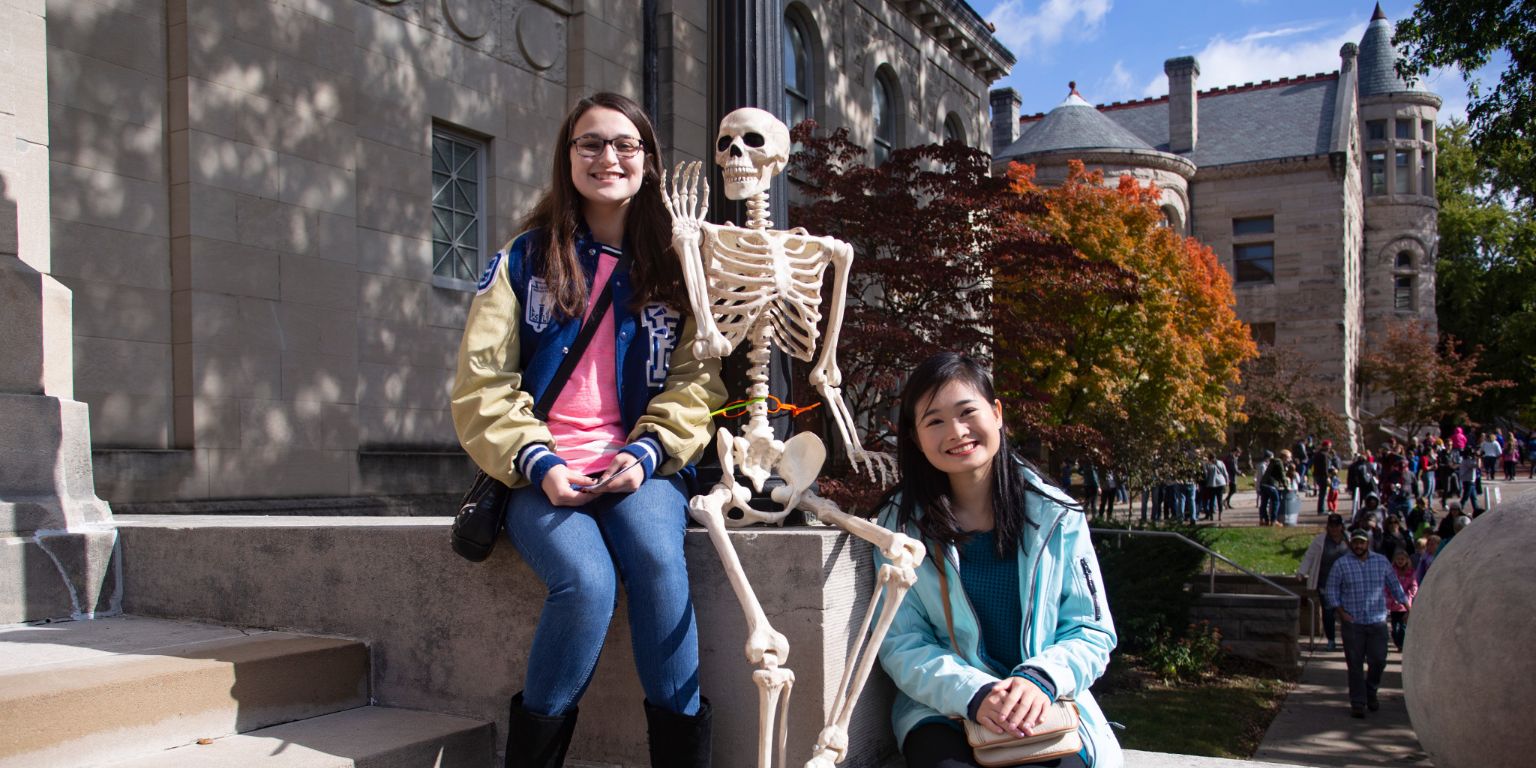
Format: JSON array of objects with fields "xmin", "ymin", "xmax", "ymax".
[{"xmin": 504, "ymin": 476, "xmax": 701, "ymax": 718}]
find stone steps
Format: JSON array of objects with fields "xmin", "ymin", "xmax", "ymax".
[
  {"xmin": 0, "ymin": 615, "xmax": 493, "ymax": 767},
  {"xmin": 97, "ymin": 706, "xmax": 495, "ymax": 768}
]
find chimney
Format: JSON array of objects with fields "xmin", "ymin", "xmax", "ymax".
[
  {"xmin": 990, "ymin": 88, "xmax": 1021, "ymax": 156},
  {"xmin": 1165, "ymin": 56, "xmax": 1200, "ymax": 154}
]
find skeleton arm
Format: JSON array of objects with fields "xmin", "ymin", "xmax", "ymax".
[
  {"xmin": 662, "ymin": 161, "xmax": 735, "ymax": 359},
  {"xmin": 808, "ymin": 238, "xmax": 896, "ymax": 485}
]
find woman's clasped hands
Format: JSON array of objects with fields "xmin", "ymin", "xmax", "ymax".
[{"xmin": 976, "ymin": 676, "xmax": 1052, "ymax": 738}]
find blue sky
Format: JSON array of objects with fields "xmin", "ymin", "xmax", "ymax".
[{"xmin": 969, "ymin": 0, "xmax": 1505, "ymax": 124}]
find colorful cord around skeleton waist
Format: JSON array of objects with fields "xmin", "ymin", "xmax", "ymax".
[{"xmin": 711, "ymin": 394, "xmax": 822, "ymax": 419}]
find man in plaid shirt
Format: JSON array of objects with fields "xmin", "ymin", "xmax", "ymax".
[{"xmin": 1323, "ymin": 529, "xmax": 1410, "ymax": 717}]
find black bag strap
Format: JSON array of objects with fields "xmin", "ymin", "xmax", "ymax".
[{"xmin": 532, "ymin": 251, "xmax": 631, "ymax": 422}]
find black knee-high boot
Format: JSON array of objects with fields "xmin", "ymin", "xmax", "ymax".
[
  {"xmin": 644, "ymin": 698, "xmax": 712, "ymax": 768},
  {"xmin": 506, "ymin": 692, "xmax": 578, "ymax": 768}
]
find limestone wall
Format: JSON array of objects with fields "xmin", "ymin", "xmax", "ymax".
[
  {"xmin": 1192, "ymin": 161, "xmax": 1357, "ymax": 419},
  {"xmin": 1188, "ymin": 591, "xmax": 1301, "ymax": 669},
  {"xmin": 787, "ymin": 0, "xmax": 999, "ymax": 150},
  {"xmin": 41, "ymin": 0, "xmax": 1003, "ymax": 503}
]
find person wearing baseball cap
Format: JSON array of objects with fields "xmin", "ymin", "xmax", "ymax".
[{"xmin": 1323, "ymin": 525, "xmax": 1410, "ymax": 717}]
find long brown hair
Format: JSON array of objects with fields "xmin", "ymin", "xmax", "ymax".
[{"xmin": 518, "ymin": 92, "xmax": 683, "ymax": 317}]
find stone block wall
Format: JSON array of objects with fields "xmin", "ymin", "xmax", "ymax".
[
  {"xmin": 43, "ymin": 0, "xmax": 1005, "ymax": 504},
  {"xmin": 1188, "ymin": 591, "xmax": 1301, "ymax": 669},
  {"xmin": 1192, "ymin": 160, "xmax": 1359, "ymax": 422},
  {"xmin": 115, "ymin": 517, "xmax": 901, "ymax": 768}
]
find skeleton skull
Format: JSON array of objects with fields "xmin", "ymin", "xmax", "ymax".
[{"xmin": 715, "ymin": 108, "xmax": 791, "ymax": 200}]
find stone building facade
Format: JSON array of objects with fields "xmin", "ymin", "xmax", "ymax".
[
  {"xmin": 26, "ymin": 0, "xmax": 1010, "ymax": 504},
  {"xmin": 990, "ymin": 6, "xmax": 1438, "ymax": 451}
]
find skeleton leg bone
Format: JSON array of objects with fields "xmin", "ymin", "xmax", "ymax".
[{"xmin": 797, "ymin": 492, "xmax": 923, "ymax": 767}]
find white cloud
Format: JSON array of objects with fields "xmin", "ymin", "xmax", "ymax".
[
  {"xmin": 1240, "ymin": 23, "xmax": 1327, "ymax": 43},
  {"xmin": 1091, "ymin": 60, "xmax": 1139, "ymax": 104},
  {"xmin": 987, "ymin": 0, "xmax": 1113, "ymax": 59},
  {"xmin": 1141, "ymin": 21, "xmax": 1367, "ymax": 97}
]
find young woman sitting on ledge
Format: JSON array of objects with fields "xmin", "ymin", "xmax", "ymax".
[{"xmin": 873, "ymin": 352, "xmax": 1123, "ymax": 768}]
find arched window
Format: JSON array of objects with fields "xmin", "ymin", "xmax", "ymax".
[
  {"xmin": 783, "ymin": 12, "xmax": 813, "ymax": 130},
  {"xmin": 943, "ymin": 112, "xmax": 965, "ymax": 145},
  {"xmin": 1395, "ymin": 251, "xmax": 1413, "ymax": 269},
  {"xmin": 1392, "ymin": 249, "xmax": 1418, "ymax": 310},
  {"xmin": 873, "ymin": 68, "xmax": 897, "ymax": 165}
]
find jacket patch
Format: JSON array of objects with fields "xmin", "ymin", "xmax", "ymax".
[
  {"xmin": 641, "ymin": 303, "xmax": 682, "ymax": 387},
  {"xmin": 475, "ymin": 252, "xmax": 503, "ymax": 295},
  {"xmin": 526, "ymin": 277, "xmax": 554, "ymax": 332}
]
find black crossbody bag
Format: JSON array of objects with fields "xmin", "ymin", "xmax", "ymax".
[{"xmin": 451, "ymin": 254, "xmax": 630, "ymax": 562}]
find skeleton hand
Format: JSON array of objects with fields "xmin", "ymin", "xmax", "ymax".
[
  {"xmin": 851, "ymin": 448, "xmax": 898, "ymax": 487},
  {"xmin": 661, "ymin": 161, "xmax": 709, "ymax": 252}
]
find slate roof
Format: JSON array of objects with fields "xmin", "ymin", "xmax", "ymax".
[
  {"xmin": 996, "ymin": 90, "xmax": 1161, "ymax": 161},
  {"xmin": 1099, "ymin": 75, "xmax": 1340, "ymax": 168},
  {"xmin": 1358, "ymin": 5, "xmax": 1427, "ymax": 97}
]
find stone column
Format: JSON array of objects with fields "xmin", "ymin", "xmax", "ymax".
[
  {"xmin": 0, "ymin": 0, "xmax": 117, "ymax": 624},
  {"xmin": 989, "ymin": 88, "xmax": 1021, "ymax": 156},
  {"xmin": 1165, "ymin": 56, "xmax": 1200, "ymax": 154}
]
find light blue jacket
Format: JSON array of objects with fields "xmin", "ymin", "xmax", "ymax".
[{"xmin": 873, "ymin": 466, "xmax": 1123, "ymax": 768}]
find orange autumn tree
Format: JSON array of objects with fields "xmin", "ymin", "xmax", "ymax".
[{"xmin": 995, "ymin": 161, "xmax": 1256, "ymax": 480}]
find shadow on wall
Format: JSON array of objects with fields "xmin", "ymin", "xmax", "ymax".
[{"xmin": 52, "ymin": 1, "xmax": 567, "ymax": 502}]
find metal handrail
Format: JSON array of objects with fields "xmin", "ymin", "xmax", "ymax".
[{"xmin": 1089, "ymin": 527, "xmax": 1300, "ymax": 599}]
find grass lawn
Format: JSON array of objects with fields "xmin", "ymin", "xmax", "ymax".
[
  {"xmin": 1205, "ymin": 525, "xmax": 1321, "ymax": 575},
  {"xmin": 1097, "ymin": 660, "xmax": 1294, "ymax": 758}
]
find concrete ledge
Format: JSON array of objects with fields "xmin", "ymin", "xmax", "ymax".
[{"xmin": 114, "ymin": 516, "xmax": 899, "ymax": 768}]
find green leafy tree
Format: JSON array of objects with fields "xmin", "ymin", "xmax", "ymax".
[
  {"xmin": 1395, "ymin": 0, "xmax": 1536, "ymax": 206},
  {"xmin": 1432, "ymin": 121, "xmax": 1536, "ymax": 422}
]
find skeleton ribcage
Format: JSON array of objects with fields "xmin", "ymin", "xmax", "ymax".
[{"xmin": 707, "ymin": 228, "xmax": 827, "ymax": 362}]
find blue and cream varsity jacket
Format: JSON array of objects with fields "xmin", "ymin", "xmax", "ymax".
[{"xmin": 450, "ymin": 228, "xmax": 725, "ymax": 488}]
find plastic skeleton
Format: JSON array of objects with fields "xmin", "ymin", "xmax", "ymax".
[{"xmin": 660, "ymin": 108, "xmax": 924, "ymax": 768}]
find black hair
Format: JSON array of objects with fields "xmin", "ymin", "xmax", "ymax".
[{"xmin": 891, "ymin": 352, "xmax": 1075, "ymax": 557}]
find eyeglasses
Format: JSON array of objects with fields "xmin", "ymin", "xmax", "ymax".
[
  {"xmin": 570, "ymin": 136, "xmax": 645, "ymax": 158},
  {"xmin": 711, "ymin": 394, "xmax": 822, "ymax": 420}
]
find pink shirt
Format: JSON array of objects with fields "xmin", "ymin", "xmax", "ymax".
[{"xmin": 546, "ymin": 253, "xmax": 626, "ymax": 475}]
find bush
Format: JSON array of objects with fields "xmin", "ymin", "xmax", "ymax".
[
  {"xmin": 1140, "ymin": 620, "xmax": 1225, "ymax": 683},
  {"xmin": 1091, "ymin": 520, "xmax": 1213, "ymax": 655}
]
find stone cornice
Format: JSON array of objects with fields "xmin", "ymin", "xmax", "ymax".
[
  {"xmin": 1003, "ymin": 148, "xmax": 1197, "ymax": 179},
  {"xmin": 1360, "ymin": 91, "xmax": 1442, "ymax": 109},
  {"xmin": 896, "ymin": 0, "xmax": 1015, "ymax": 83},
  {"xmin": 1195, "ymin": 154, "xmax": 1332, "ymax": 180}
]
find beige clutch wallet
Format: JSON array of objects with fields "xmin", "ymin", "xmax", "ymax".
[{"xmin": 961, "ymin": 699, "xmax": 1083, "ymax": 766}]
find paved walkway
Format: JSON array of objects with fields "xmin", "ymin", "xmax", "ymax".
[
  {"xmin": 1251, "ymin": 475, "xmax": 1536, "ymax": 768},
  {"xmin": 1091, "ymin": 473, "xmax": 1536, "ymax": 768}
]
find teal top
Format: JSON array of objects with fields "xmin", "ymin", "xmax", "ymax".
[{"xmin": 958, "ymin": 531, "xmax": 1023, "ymax": 673}]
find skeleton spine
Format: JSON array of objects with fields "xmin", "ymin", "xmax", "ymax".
[
  {"xmin": 746, "ymin": 193, "xmax": 770, "ymax": 230},
  {"xmin": 744, "ymin": 323, "xmax": 775, "ymax": 430}
]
